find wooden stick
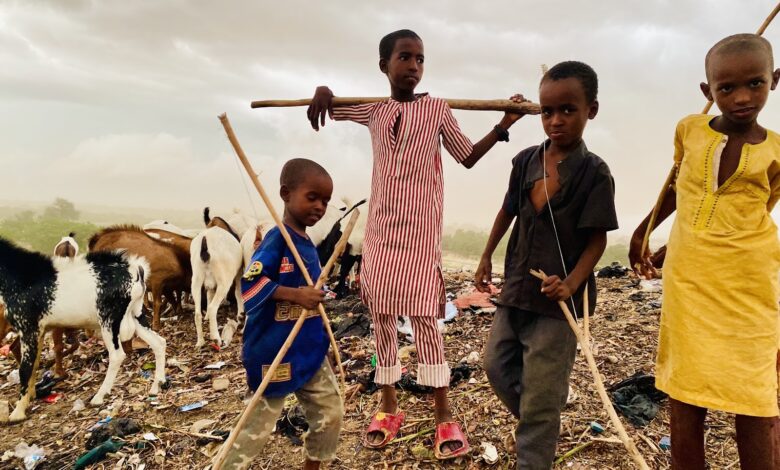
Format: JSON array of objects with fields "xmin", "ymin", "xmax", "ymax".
[
  {"xmin": 641, "ymin": 1, "xmax": 780, "ymax": 259},
  {"xmin": 218, "ymin": 112, "xmax": 347, "ymax": 385},
  {"xmin": 251, "ymin": 97, "xmax": 541, "ymax": 115},
  {"xmin": 212, "ymin": 113, "xmax": 356, "ymax": 469},
  {"xmin": 530, "ymin": 269, "xmax": 650, "ymax": 470},
  {"xmin": 583, "ymin": 282, "xmax": 590, "ymax": 344}
]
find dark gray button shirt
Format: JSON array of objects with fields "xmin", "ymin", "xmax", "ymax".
[{"xmin": 498, "ymin": 140, "xmax": 618, "ymax": 320}]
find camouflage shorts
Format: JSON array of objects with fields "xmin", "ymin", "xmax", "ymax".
[{"xmin": 220, "ymin": 359, "xmax": 344, "ymax": 469}]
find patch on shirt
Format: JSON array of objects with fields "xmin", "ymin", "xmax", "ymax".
[
  {"xmin": 242, "ymin": 277, "xmax": 270, "ymax": 301},
  {"xmin": 279, "ymin": 257, "xmax": 294, "ymax": 274},
  {"xmin": 275, "ymin": 302, "xmax": 319, "ymax": 322},
  {"xmin": 242, "ymin": 261, "xmax": 263, "ymax": 280},
  {"xmin": 262, "ymin": 362, "xmax": 292, "ymax": 382}
]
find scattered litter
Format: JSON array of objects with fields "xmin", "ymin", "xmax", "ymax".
[
  {"xmin": 179, "ymin": 401, "xmax": 208, "ymax": 412},
  {"xmin": 204, "ymin": 361, "xmax": 226, "ymax": 370},
  {"xmin": 221, "ymin": 319, "xmax": 239, "ymax": 347},
  {"xmin": 452, "ymin": 285, "xmax": 500, "ymax": 311},
  {"xmin": 34, "ymin": 371, "xmax": 56, "ymax": 398},
  {"xmin": 7, "ymin": 369, "xmax": 20, "ymax": 385},
  {"xmin": 189, "ymin": 419, "xmax": 217, "ymax": 434},
  {"xmin": 589, "ymin": 421, "xmax": 604, "ymax": 434},
  {"xmin": 212, "ymin": 377, "xmax": 229, "ymax": 391},
  {"xmin": 13, "ymin": 442, "xmax": 46, "ymax": 470},
  {"xmin": 276, "ymin": 405, "xmax": 308, "ymax": 446},
  {"xmin": 464, "ymin": 351, "xmax": 480, "ymax": 365},
  {"xmin": 70, "ymin": 398, "xmax": 85, "ymax": 413},
  {"xmin": 639, "ymin": 279, "xmax": 663, "ymax": 293},
  {"xmin": 444, "ymin": 301, "xmax": 458, "ymax": 321},
  {"xmin": 659, "ymin": 436, "xmax": 671, "ymax": 451},
  {"xmin": 42, "ymin": 392, "xmax": 62, "ymax": 403},
  {"xmin": 85, "ymin": 417, "xmax": 140, "ymax": 449},
  {"xmin": 597, "ymin": 262, "xmax": 629, "ymax": 278},
  {"xmin": 0, "ymin": 344, "xmax": 10, "ymax": 356},
  {"xmin": 609, "ymin": 373, "xmax": 668, "ymax": 427},
  {"xmin": 141, "ymin": 362, "xmax": 156, "ymax": 371},
  {"xmin": 193, "ymin": 373, "xmax": 211, "ymax": 383},
  {"xmin": 73, "ymin": 439, "xmax": 125, "ymax": 470},
  {"xmin": 481, "ymin": 442, "xmax": 499, "ymax": 464},
  {"xmin": 143, "ymin": 432, "xmax": 159, "ymax": 441}
]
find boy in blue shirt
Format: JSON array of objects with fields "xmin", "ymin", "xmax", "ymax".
[{"xmin": 221, "ymin": 158, "xmax": 343, "ymax": 470}]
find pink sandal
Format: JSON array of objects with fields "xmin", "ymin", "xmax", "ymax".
[
  {"xmin": 363, "ymin": 411, "xmax": 406, "ymax": 449},
  {"xmin": 433, "ymin": 421, "xmax": 470, "ymax": 460}
]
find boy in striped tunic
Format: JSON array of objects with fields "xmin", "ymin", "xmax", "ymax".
[{"xmin": 307, "ymin": 29, "xmax": 528, "ymax": 459}]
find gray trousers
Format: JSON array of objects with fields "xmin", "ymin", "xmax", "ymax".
[{"xmin": 483, "ymin": 306, "xmax": 577, "ymax": 470}]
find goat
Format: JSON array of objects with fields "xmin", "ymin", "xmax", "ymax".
[
  {"xmin": 309, "ymin": 198, "xmax": 367, "ymax": 298},
  {"xmin": 203, "ymin": 207, "xmax": 240, "ymax": 241},
  {"xmin": 190, "ymin": 226, "xmax": 244, "ymax": 348},
  {"xmin": 53, "ymin": 233, "xmax": 79, "ymax": 258},
  {"xmin": 0, "ymin": 238, "xmax": 165, "ymax": 422},
  {"xmin": 89, "ymin": 226, "xmax": 191, "ymax": 330}
]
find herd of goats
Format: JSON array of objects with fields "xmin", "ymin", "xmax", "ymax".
[{"xmin": 0, "ymin": 203, "xmax": 365, "ymax": 424}]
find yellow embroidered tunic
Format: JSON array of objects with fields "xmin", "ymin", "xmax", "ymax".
[{"xmin": 657, "ymin": 114, "xmax": 780, "ymax": 417}]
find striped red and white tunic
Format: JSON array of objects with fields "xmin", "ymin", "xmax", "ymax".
[{"xmin": 333, "ymin": 93, "xmax": 474, "ymax": 318}]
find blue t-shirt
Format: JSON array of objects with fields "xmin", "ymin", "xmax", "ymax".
[{"xmin": 240, "ymin": 226, "xmax": 328, "ymax": 397}]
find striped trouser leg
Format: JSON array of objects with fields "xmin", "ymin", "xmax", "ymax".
[
  {"xmin": 372, "ymin": 311, "xmax": 401, "ymax": 385},
  {"xmin": 410, "ymin": 316, "xmax": 450, "ymax": 388}
]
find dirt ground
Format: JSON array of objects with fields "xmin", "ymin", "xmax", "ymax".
[{"xmin": 0, "ymin": 272, "xmax": 744, "ymax": 470}]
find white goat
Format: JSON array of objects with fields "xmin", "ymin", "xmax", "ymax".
[
  {"xmin": 190, "ymin": 227, "xmax": 244, "ymax": 348},
  {"xmin": 0, "ymin": 238, "xmax": 166, "ymax": 422}
]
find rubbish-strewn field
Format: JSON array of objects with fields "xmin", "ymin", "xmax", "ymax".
[{"xmin": 1, "ymin": 271, "xmax": 743, "ymax": 469}]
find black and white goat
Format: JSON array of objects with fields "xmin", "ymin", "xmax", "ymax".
[
  {"xmin": 309, "ymin": 198, "xmax": 367, "ymax": 298},
  {"xmin": 0, "ymin": 238, "xmax": 165, "ymax": 422}
]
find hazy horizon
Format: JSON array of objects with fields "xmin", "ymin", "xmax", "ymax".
[{"xmin": 2, "ymin": 0, "xmax": 779, "ymax": 243}]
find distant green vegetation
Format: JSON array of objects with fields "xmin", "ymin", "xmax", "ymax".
[
  {"xmin": 0, "ymin": 199, "xmax": 99, "ymax": 253},
  {"xmin": 442, "ymin": 228, "xmax": 629, "ymax": 268}
]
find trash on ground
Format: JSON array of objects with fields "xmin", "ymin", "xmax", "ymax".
[
  {"xmin": 179, "ymin": 401, "xmax": 208, "ymax": 412},
  {"xmin": 13, "ymin": 442, "xmax": 46, "ymax": 470},
  {"xmin": 609, "ymin": 373, "xmax": 668, "ymax": 427},
  {"xmin": 481, "ymin": 442, "xmax": 499, "ymax": 464},
  {"xmin": 73, "ymin": 439, "xmax": 125, "ymax": 470},
  {"xmin": 204, "ymin": 361, "xmax": 226, "ymax": 370}
]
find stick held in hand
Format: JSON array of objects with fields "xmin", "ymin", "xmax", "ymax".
[{"xmin": 252, "ymin": 97, "xmax": 541, "ymax": 115}]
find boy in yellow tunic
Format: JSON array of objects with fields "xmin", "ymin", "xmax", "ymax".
[{"xmin": 630, "ymin": 34, "xmax": 780, "ymax": 469}]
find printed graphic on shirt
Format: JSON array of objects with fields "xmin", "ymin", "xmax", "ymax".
[
  {"xmin": 275, "ymin": 302, "xmax": 319, "ymax": 322},
  {"xmin": 262, "ymin": 363, "xmax": 292, "ymax": 382},
  {"xmin": 279, "ymin": 257, "xmax": 294, "ymax": 274},
  {"xmin": 243, "ymin": 260, "xmax": 264, "ymax": 280}
]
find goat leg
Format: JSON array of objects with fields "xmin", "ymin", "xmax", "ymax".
[
  {"xmin": 191, "ymin": 273, "xmax": 206, "ymax": 348},
  {"xmin": 9, "ymin": 331, "xmax": 43, "ymax": 423},
  {"xmin": 90, "ymin": 327, "xmax": 127, "ymax": 406},
  {"xmin": 52, "ymin": 328, "xmax": 67, "ymax": 378},
  {"xmin": 133, "ymin": 320, "xmax": 167, "ymax": 395}
]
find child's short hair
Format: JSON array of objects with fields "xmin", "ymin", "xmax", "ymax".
[
  {"xmin": 280, "ymin": 158, "xmax": 331, "ymax": 190},
  {"xmin": 541, "ymin": 61, "xmax": 599, "ymax": 103},
  {"xmin": 379, "ymin": 29, "xmax": 421, "ymax": 60},
  {"xmin": 705, "ymin": 33, "xmax": 774, "ymax": 80}
]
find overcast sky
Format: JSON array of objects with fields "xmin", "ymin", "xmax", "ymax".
[{"xmin": 2, "ymin": 0, "xmax": 779, "ymax": 238}]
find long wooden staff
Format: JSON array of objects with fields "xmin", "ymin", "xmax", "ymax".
[
  {"xmin": 640, "ymin": 1, "xmax": 780, "ymax": 260},
  {"xmin": 214, "ymin": 113, "xmax": 358, "ymax": 469},
  {"xmin": 531, "ymin": 270, "xmax": 650, "ymax": 470},
  {"xmin": 252, "ymin": 97, "xmax": 541, "ymax": 115},
  {"xmin": 218, "ymin": 113, "xmax": 347, "ymax": 387}
]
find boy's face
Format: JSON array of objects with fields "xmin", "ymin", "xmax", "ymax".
[
  {"xmin": 281, "ymin": 173, "xmax": 333, "ymax": 228},
  {"xmin": 380, "ymin": 37, "xmax": 424, "ymax": 93},
  {"xmin": 701, "ymin": 50, "xmax": 780, "ymax": 125},
  {"xmin": 539, "ymin": 77, "xmax": 598, "ymax": 150}
]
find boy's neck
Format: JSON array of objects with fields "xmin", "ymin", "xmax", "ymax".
[
  {"xmin": 391, "ymin": 87, "xmax": 416, "ymax": 102},
  {"xmin": 546, "ymin": 137, "xmax": 583, "ymax": 159},
  {"xmin": 282, "ymin": 213, "xmax": 307, "ymax": 238},
  {"xmin": 711, "ymin": 115, "xmax": 766, "ymax": 142}
]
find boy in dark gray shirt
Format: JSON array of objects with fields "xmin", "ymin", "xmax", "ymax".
[{"xmin": 476, "ymin": 61, "xmax": 618, "ymax": 469}]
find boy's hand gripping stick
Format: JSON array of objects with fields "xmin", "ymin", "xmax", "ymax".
[{"xmin": 531, "ymin": 269, "xmax": 650, "ymax": 470}]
